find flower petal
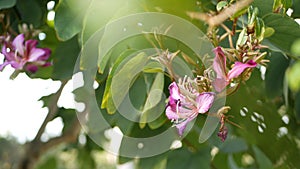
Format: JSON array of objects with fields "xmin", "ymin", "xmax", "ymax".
[
  {"xmin": 227, "ymin": 60, "xmax": 257, "ymax": 80},
  {"xmin": 196, "ymin": 92, "xmax": 215, "ymax": 113},
  {"xmin": 12, "ymin": 34, "xmax": 25, "ymax": 56},
  {"xmin": 0, "ymin": 61, "xmax": 9, "ymax": 71},
  {"xmin": 212, "ymin": 78, "xmax": 228, "ymax": 92},
  {"xmin": 166, "ymin": 106, "xmax": 179, "ymax": 120},
  {"xmin": 175, "ymin": 119, "xmax": 190, "ymax": 136},
  {"xmin": 169, "ymin": 82, "xmax": 182, "ymax": 100},
  {"xmin": 213, "ymin": 47, "xmax": 227, "ymax": 79},
  {"xmin": 26, "ymin": 64, "xmax": 38, "ymax": 73},
  {"xmin": 28, "ymin": 48, "xmax": 47, "ymax": 62}
]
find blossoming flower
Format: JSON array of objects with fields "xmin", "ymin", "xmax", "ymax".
[
  {"xmin": 0, "ymin": 34, "xmax": 51, "ymax": 73},
  {"xmin": 212, "ymin": 46, "xmax": 257, "ymax": 92},
  {"xmin": 166, "ymin": 78, "xmax": 215, "ymax": 136}
]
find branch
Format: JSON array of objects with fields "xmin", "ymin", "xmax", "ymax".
[
  {"xmin": 187, "ymin": 0, "xmax": 254, "ymax": 28},
  {"xmin": 33, "ymin": 80, "xmax": 68, "ymax": 142}
]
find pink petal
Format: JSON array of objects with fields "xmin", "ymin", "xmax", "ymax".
[
  {"xmin": 213, "ymin": 47, "xmax": 227, "ymax": 79},
  {"xmin": 196, "ymin": 92, "xmax": 215, "ymax": 113},
  {"xmin": 38, "ymin": 48, "xmax": 51, "ymax": 60},
  {"xmin": 0, "ymin": 61, "xmax": 9, "ymax": 71},
  {"xmin": 212, "ymin": 78, "xmax": 228, "ymax": 92},
  {"xmin": 12, "ymin": 34, "xmax": 25, "ymax": 56},
  {"xmin": 227, "ymin": 60, "xmax": 257, "ymax": 80},
  {"xmin": 176, "ymin": 120, "xmax": 189, "ymax": 136},
  {"xmin": 26, "ymin": 64, "xmax": 38, "ymax": 73},
  {"xmin": 166, "ymin": 106, "xmax": 179, "ymax": 120},
  {"xmin": 169, "ymin": 82, "xmax": 182, "ymax": 100},
  {"xmin": 28, "ymin": 48, "xmax": 47, "ymax": 62}
]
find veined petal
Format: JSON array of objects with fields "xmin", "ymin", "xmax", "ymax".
[
  {"xmin": 169, "ymin": 82, "xmax": 182, "ymax": 100},
  {"xmin": 227, "ymin": 60, "xmax": 257, "ymax": 80},
  {"xmin": 175, "ymin": 119, "xmax": 189, "ymax": 136},
  {"xmin": 196, "ymin": 92, "xmax": 215, "ymax": 113},
  {"xmin": 213, "ymin": 47, "xmax": 227, "ymax": 79},
  {"xmin": 28, "ymin": 48, "xmax": 46, "ymax": 62},
  {"xmin": 166, "ymin": 106, "xmax": 179, "ymax": 120},
  {"xmin": 12, "ymin": 34, "xmax": 25, "ymax": 56},
  {"xmin": 212, "ymin": 77, "xmax": 228, "ymax": 92}
]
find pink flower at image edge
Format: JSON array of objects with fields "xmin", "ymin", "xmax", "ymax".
[{"xmin": 0, "ymin": 34, "xmax": 51, "ymax": 73}]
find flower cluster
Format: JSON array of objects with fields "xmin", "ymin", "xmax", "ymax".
[
  {"xmin": 166, "ymin": 77, "xmax": 215, "ymax": 136},
  {"xmin": 0, "ymin": 34, "xmax": 51, "ymax": 73},
  {"xmin": 212, "ymin": 46, "xmax": 257, "ymax": 92},
  {"xmin": 165, "ymin": 46, "xmax": 259, "ymax": 141}
]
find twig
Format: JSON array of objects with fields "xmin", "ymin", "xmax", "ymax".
[
  {"xmin": 187, "ymin": 0, "xmax": 254, "ymax": 28},
  {"xmin": 33, "ymin": 80, "xmax": 68, "ymax": 142}
]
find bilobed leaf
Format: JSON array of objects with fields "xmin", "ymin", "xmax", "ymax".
[
  {"xmin": 55, "ymin": 0, "xmax": 92, "ymax": 41},
  {"xmin": 0, "ymin": 0, "xmax": 16, "ymax": 10},
  {"xmin": 263, "ymin": 13, "xmax": 300, "ymax": 55}
]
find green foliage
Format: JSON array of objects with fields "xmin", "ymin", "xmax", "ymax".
[
  {"xmin": 54, "ymin": 0, "xmax": 92, "ymax": 41},
  {"xmin": 263, "ymin": 14, "xmax": 300, "ymax": 55},
  {"xmin": 2, "ymin": 1, "xmax": 300, "ymax": 169},
  {"xmin": 265, "ymin": 52, "xmax": 290, "ymax": 98},
  {"xmin": 0, "ymin": 0, "xmax": 16, "ymax": 10}
]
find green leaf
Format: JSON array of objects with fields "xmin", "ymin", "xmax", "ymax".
[
  {"xmin": 16, "ymin": 0, "xmax": 44, "ymax": 27},
  {"xmin": 216, "ymin": 1, "xmax": 228, "ymax": 11},
  {"xmin": 166, "ymin": 148, "xmax": 211, "ymax": 169},
  {"xmin": 105, "ymin": 52, "xmax": 148, "ymax": 114},
  {"xmin": 219, "ymin": 137, "xmax": 248, "ymax": 153},
  {"xmin": 286, "ymin": 61, "xmax": 300, "ymax": 92},
  {"xmin": 52, "ymin": 35, "xmax": 80, "ymax": 80},
  {"xmin": 140, "ymin": 72, "xmax": 165, "ymax": 128},
  {"xmin": 54, "ymin": 0, "xmax": 92, "ymax": 41},
  {"xmin": 252, "ymin": 145, "xmax": 273, "ymax": 169},
  {"xmin": 263, "ymin": 14, "xmax": 300, "ymax": 55},
  {"xmin": 252, "ymin": 0, "xmax": 274, "ymax": 17},
  {"xmin": 265, "ymin": 52, "xmax": 290, "ymax": 98},
  {"xmin": 101, "ymin": 49, "xmax": 137, "ymax": 109},
  {"xmin": 0, "ymin": 0, "xmax": 16, "ymax": 10}
]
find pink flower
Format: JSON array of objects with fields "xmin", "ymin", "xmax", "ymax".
[
  {"xmin": 212, "ymin": 47, "xmax": 257, "ymax": 92},
  {"xmin": 0, "ymin": 34, "xmax": 51, "ymax": 73},
  {"xmin": 166, "ymin": 82, "xmax": 215, "ymax": 136}
]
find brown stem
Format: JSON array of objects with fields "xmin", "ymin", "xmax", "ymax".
[
  {"xmin": 187, "ymin": 0, "xmax": 254, "ymax": 28},
  {"xmin": 33, "ymin": 80, "xmax": 68, "ymax": 142},
  {"xmin": 18, "ymin": 117, "xmax": 81, "ymax": 169}
]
